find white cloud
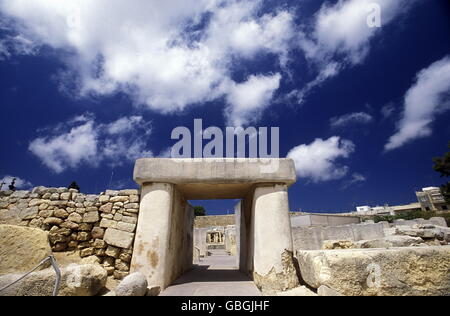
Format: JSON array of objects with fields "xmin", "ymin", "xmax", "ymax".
[
  {"xmin": 309, "ymin": 0, "xmax": 416, "ymax": 64},
  {"xmin": 293, "ymin": 0, "xmax": 418, "ymax": 104},
  {"xmin": 29, "ymin": 114, "xmax": 153, "ymax": 173},
  {"xmin": 0, "ymin": 175, "xmax": 33, "ymax": 191},
  {"xmin": 0, "ymin": 0, "xmax": 293, "ymax": 119},
  {"xmin": 330, "ymin": 112, "xmax": 373, "ymax": 128},
  {"xmin": 385, "ymin": 56, "xmax": 450, "ymax": 151},
  {"xmin": 287, "ymin": 136, "xmax": 355, "ymax": 183},
  {"xmin": 225, "ymin": 73, "xmax": 281, "ymax": 126},
  {"xmin": 341, "ymin": 172, "xmax": 367, "ymax": 189}
]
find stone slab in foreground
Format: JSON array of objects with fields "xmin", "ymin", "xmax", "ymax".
[
  {"xmin": 0, "ymin": 264, "xmax": 107, "ymax": 296},
  {"xmin": 297, "ymin": 246, "xmax": 450, "ymax": 296},
  {"xmin": 0, "ymin": 225, "xmax": 52, "ymax": 275}
]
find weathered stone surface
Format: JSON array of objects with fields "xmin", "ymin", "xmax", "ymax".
[
  {"xmin": 60, "ymin": 221, "xmax": 79, "ymax": 230},
  {"xmin": 91, "ymin": 227, "xmax": 105, "ymax": 239},
  {"xmin": 77, "ymin": 232, "xmax": 91, "ymax": 242},
  {"xmin": 93, "ymin": 239, "xmax": 107, "ymax": 249},
  {"xmin": 80, "ymin": 248, "xmax": 95, "ymax": 258},
  {"xmin": 10, "ymin": 191, "xmax": 30, "ymax": 199},
  {"xmin": 322, "ymin": 240, "xmax": 357, "ymax": 250},
  {"xmin": 297, "ymin": 246, "xmax": 450, "ymax": 296},
  {"xmin": 67, "ymin": 212, "xmax": 83, "ymax": 224},
  {"xmin": 105, "ymin": 246, "xmax": 120, "ymax": 258},
  {"xmin": 115, "ymin": 259, "xmax": 130, "ymax": 272},
  {"xmin": 122, "ymin": 216, "xmax": 137, "ymax": 224},
  {"xmin": 104, "ymin": 228, "xmax": 134, "ymax": 249},
  {"xmin": 60, "ymin": 192, "xmax": 71, "ymax": 201},
  {"xmin": 119, "ymin": 252, "xmax": 132, "ymax": 263},
  {"xmin": 0, "ymin": 264, "xmax": 107, "ymax": 296},
  {"xmin": 124, "ymin": 203, "xmax": 139, "ymax": 209},
  {"xmin": 275, "ymin": 286, "xmax": 317, "ymax": 296},
  {"xmin": 0, "ymin": 208, "xmax": 19, "ymax": 224},
  {"xmin": 99, "ymin": 203, "xmax": 113, "ymax": 213},
  {"xmin": 100, "ymin": 218, "xmax": 117, "ymax": 229},
  {"xmin": 115, "ymin": 272, "xmax": 148, "ymax": 296},
  {"xmin": 110, "ymin": 196, "xmax": 129, "ymax": 203},
  {"xmin": 54, "ymin": 209, "xmax": 69, "ymax": 219},
  {"xmin": 98, "ymin": 195, "xmax": 110, "ymax": 203},
  {"xmin": 357, "ymin": 235, "xmax": 424, "ymax": 248},
  {"xmin": 318, "ymin": 285, "xmax": 344, "ymax": 296},
  {"xmin": 116, "ymin": 222, "xmax": 136, "ymax": 233},
  {"xmin": 105, "ymin": 190, "xmax": 119, "ymax": 196},
  {"xmin": 83, "ymin": 211, "xmax": 100, "ymax": 223},
  {"xmin": 129, "ymin": 195, "xmax": 139, "ymax": 203},
  {"xmin": 0, "ymin": 225, "xmax": 52, "ymax": 275},
  {"xmin": 43, "ymin": 217, "xmax": 63, "ymax": 226},
  {"xmin": 113, "ymin": 270, "xmax": 129, "ymax": 280},
  {"xmin": 119, "ymin": 189, "xmax": 139, "ymax": 196},
  {"xmin": 18, "ymin": 207, "xmax": 38, "ymax": 220}
]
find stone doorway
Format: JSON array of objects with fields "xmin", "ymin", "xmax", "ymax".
[{"xmin": 130, "ymin": 158, "xmax": 299, "ymax": 293}]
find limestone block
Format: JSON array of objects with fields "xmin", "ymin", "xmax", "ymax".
[
  {"xmin": 322, "ymin": 240, "xmax": 357, "ymax": 250},
  {"xmin": 93, "ymin": 239, "xmax": 107, "ymax": 249},
  {"xmin": 104, "ymin": 228, "xmax": 134, "ymax": 249},
  {"xmin": 0, "ymin": 225, "xmax": 52, "ymax": 275},
  {"xmin": 124, "ymin": 203, "xmax": 139, "ymax": 209},
  {"xmin": 115, "ymin": 259, "xmax": 130, "ymax": 272},
  {"xmin": 114, "ymin": 271, "xmax": 129, "ymax": 280},
  {"xmin": 99, "ymin": 203, "xmax": 113, "ymax": 213},
  {"xmin": 99, "ymin": 195, "xmax": 110, "ymax": 203},
  {"xmin": 83, "ymin": 211, "xmax": 100, "ymax": 223},
  {"xmin": 91, "ymin": 227, "xmax": 105, "ymax": 239},
  {"xmin": 110, "ymin": 196, "xmax": 129, "ymax": 203},
  {"xmin": 122, "ymin": 216, "xmax": 137, "ymax": 224},
  {"xmin": 76, "ymin": 232, "xmax": 91, "ymax": 242},
  {"xmin": 0, "ymin": 264, "xmax": 107, "ymax": 296},
  {"xmin": 54, "ymin": 209, "xmax": 69, "ymax": 219},
  {"xmin": 129, "ymin": 195, "xmax": 139, "ymax": 203},
  {"xmin": 80, "ymin": 248, "xmax": 95, "ymax": 258},
  {"xmin": 115, "ymin": 272, "xmax": 148, "ymax": 296},
  {"xmin": 119, "ymin": 252, "xmax": 132, "ymax": 263},
  {"xmin": 19, "ymin": 207, "xmax": 39, "ymax": 220},
  {"xmin": 100, "ymin": 218, "xmax": 118, "ymax": 229},
  {"xmin": 119, "ymin": 189, "xmax": 139, "ymax": 196},
  {"xmin": 60, "ymin": 192, "xmax": 71, "ymax": 201},
  {"xmin": 43, "ymin": 217, "xmax": 63, "ymax": 226},
  {"xmin": 116, "ymin": 222, "xmax": 136, "ymax": 233},
  {"xmin": 60, "ymin": 221, "xmax": 79, "ymax": 230},
  {"xmin": 10, "ymin": 191, "xmax": 30, "ymax": 199},
  {"xmin": 78, "ymin": 223, "xmax": 93, "ymax": 231},
  {"xmin": 318, "ymin": 285, "xmax": 344, "ymax": 296},
  {"xmin": 68, "ymin": 212, "xmax": 83, "ymax": 223},
  {"xmin": 429, "ymin": 217, "xmax": 448, "ymax": 228},
  {"xmin": 297, "ymin": 246, "xmax": 450, "ymax": 296}
]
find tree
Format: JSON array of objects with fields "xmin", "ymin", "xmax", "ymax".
[
  {"xmin": 194, "ymin": 206, "xmax": 206, "ymax": 217},
  {"xmin": 68, "ymin": 181, "xmax": 80, "ymax": 192},
  {"xmin": 8, "ymin": 178, "xmax": 16, "ymax": 191},
  {"xmin": 433, "ymin": 142, "xmax": 450, "ymax": 203}
]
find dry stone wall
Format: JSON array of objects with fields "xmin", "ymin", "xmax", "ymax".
[{"xmin": 0, "ymin": 187, "xmax": 140, "ymax": 280}]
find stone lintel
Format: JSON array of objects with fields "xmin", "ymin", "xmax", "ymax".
[{"xmin": 133, "ymin": 158, "xmax": 297, "ymax": 200}]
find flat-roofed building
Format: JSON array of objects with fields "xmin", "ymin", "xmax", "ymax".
[{"xmin": 416, "ymin": 187, "xmax": 449, "ymax": 212}]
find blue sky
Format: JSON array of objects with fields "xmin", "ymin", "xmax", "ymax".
[{"xmin": 0, "ymin": 0, "xmax": 449, "ymax": 214}]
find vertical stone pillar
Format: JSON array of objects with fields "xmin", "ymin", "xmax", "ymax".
[
  {"xmin": 130, "ymin": 182, "xmax": 174, "ymax": 289},
  {"xmin": 252, "ymin": 184, "xmax": 299, "ymax": 292}
]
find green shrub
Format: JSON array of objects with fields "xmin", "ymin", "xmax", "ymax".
[{"xmin": 374, "ymin": 210, "xmax": 450, "ymax": 226}]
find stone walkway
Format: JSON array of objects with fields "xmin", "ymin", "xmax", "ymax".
[{"xmin": 159, "ymin": 251, "xmax": 262, "ymax": 296}]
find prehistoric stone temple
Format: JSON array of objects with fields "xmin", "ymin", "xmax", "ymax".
[{"xmin": 130, "ymin": 158, "xmax": 299, "ymax": 292}]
